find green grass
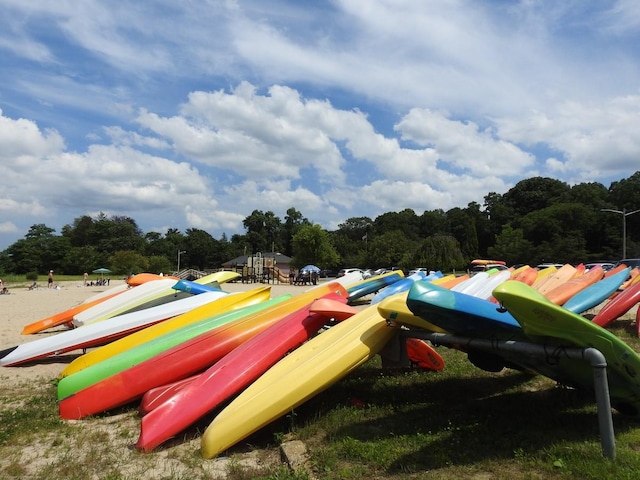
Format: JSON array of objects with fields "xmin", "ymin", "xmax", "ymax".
[{"xmin": 1, "ymin": 317, "xmax": 640, "ymax": 479}]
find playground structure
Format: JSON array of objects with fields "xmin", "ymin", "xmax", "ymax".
[{"xmin": 233, "ymin": 253, "xmax": 291, "ymax": 284}]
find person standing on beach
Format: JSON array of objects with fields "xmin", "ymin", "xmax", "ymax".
[
  {"xmin": 48, "ymin": 270, "xmax": 54, "ymax": 288},
  {"xmin": 83, "ymin": 272, "xmax": 88, "ymax": 286}
]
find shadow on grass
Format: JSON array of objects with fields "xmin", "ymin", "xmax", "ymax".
[{"xmin": 286, "ymin": 358, "xmax": 640, "ymax": 473}]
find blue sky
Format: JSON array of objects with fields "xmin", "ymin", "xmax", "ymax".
[{"xmin": 1, "ymin": 1, "xmax": 639, "ymax": 250}]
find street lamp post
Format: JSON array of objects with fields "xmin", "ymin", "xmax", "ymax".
[
  {"xmin": 177, "ymin": 250, "xmax": 186, "ymax": 272},
  {"xmin": 601, "ymin": 208, "xmax": 640, "ymax": 259}
]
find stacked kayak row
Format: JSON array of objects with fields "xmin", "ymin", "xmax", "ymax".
[{"xmin": 2, "ymin": 262, "xmax": 639, "ymax": 459}]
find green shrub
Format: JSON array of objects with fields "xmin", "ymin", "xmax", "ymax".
[{"xmin": 25, "ymin": 271, "xmax": 38, "ymax": 281}]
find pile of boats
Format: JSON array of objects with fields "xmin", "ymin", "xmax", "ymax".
[{"xmin": 1, "ymin": 262, "xmax": 640, "ymax": 458}]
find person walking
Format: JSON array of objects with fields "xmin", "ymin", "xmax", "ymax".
[{"xmin": 48, "ymin": 270, "xmax": 54, "ymax": 289}]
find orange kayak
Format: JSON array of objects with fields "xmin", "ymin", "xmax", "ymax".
[
  {"xmin": 21, "ymin": 290, "xmax": 124, "ymax": 335},
  {"xmin": 126, "ymin": 273, "xmax": 179, "ymax": 286},
  {"xmin": 544, "ymin": 265, "xmax": 604, "ymax": 305}
]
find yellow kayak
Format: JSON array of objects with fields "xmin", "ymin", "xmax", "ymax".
[
  {"xmin": 201, "ymin": 304, "xmax": 397, "ymax": 458},
  {"xmin": 376, "ymin": 292, "xmax": 446, "ymax": 332},
  {"xmin": 58, "ymin": 286, "xmax": 271, "ymax": 379}
]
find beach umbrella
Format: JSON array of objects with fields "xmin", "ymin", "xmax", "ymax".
[
  {"xmin": 92, "ymin": 267, "xmax": 112, "ymax": 278},
  {"xmin": 300, "ymin": 265, "xmax": 320, "ymax": 273}
]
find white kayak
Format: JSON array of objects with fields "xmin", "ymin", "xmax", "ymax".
[
  {"xmin": 1, "ymin": 290, "xmax": 228, "ymax": 366},
  {"xmin": 73, "ymin": 278, "xmax": 181, "ymax": 327}
]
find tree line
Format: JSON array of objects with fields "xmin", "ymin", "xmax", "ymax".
[{"xmin": 1, "ymin": 173, "xmax": 639, "ymax": 277}]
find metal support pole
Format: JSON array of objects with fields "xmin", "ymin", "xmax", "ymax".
[{"xmin": 398, "ymin": 330, "xmax": 616, "ymax": 459}]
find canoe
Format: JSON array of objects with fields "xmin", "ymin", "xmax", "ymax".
[
  {"xmin": 406, "ymin": 281, "xmax": 522, "ymax": 337},
  {"xmin": 200, "ymin": 304, "xmax": 398, "ymax": 459},
  {"xmin": 139, "ymin": 375, "xmax": 199, "ymax": 416},
  {"xmin": 1, "ymin": 290, "xmax": 228, "ymax": 366},
  {"xmin": 604, "ymin": 263, "xmax": 629, "ymax": 278},
  {"xmin": 135, "ymin": 296, "xmax": 356, "ymax": 451},
  {"xmin": 126, "ymin": 273, "xmax": 177, "ymax": 286},
  {"xmin": 562, "ymin": 267, "xmax": 630, "ymax": 314},
  {"xmin": 509, "ymin": 264, "xmax": 529, "ymax": 278},
  {"xmin": 406, "ymin": 280, "xmax": 592, "ymax": 378},
  {"xmin": 57, "ymin": 283, "xmax": 348, "ymax": 401},
  {"xmin": 493, "ymin": 281, "xmax": 640, "ymax": 415},
  {"xmin": 58, "ymin": 286, "xmax": 272, "ymax": 379},
  {"xmin": 544, "ymin": 265, "xmax": 604, "ymax": 305},
  {"xmin": 171, "ymin": 279, "xmax": 221, "ymax": 295}
]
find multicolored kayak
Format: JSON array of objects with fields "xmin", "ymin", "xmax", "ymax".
[
  {"xmin": 405, "ymin": 280, "xmax": 547, "ymax": 373},
  {"xmin": 136, "ymin": 297, "xmax": 357, "ymax": 451},
  {"xmin": 200, "ymin": 304, "xmax": 398, "ymax": 458},
  {"xmin": 58, "ymin": 286, "xmax": 272, "ymax": 379},
  {"xmin": 493, "ymin": 280, "xmax": 640, "ymax": 415},
  {"xmin": 346, "ymin": 270, "xmax": 405, "ymax": 303},
  {"xmin": 406, "ymin": 280, "xmax": 522, "ymax": 336}
]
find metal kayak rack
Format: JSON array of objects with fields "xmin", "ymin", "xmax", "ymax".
[{"xmin": 396, "ymin": 329, "xmax": 616, "ymax": 459}]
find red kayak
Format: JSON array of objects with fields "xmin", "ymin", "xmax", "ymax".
[
  {"xmin": 138, "ymin": 297, "xmax": 361, "ymax": 417},
  {"xmin": 136, "ymin": 297, "xmax": 358, "ymax": 451},
  {"xmin": 59, "ymin": 286, "xmax": 348, "ymax": 420},
  {"xmin": 592, "ymin": 277, "xmax": 640, "ymax": 327},
  {"xmin": 405, "ymin": 338, "xmax": 444, "ymax": 371}
]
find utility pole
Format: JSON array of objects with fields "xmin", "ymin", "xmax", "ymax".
[
  {"xmin": 177, "ymin": 250, "xmax": 186, "ymax": 272},
  {"xmin": 601, "ymin": 208, "xmax": 640, "ymax": 259}
]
